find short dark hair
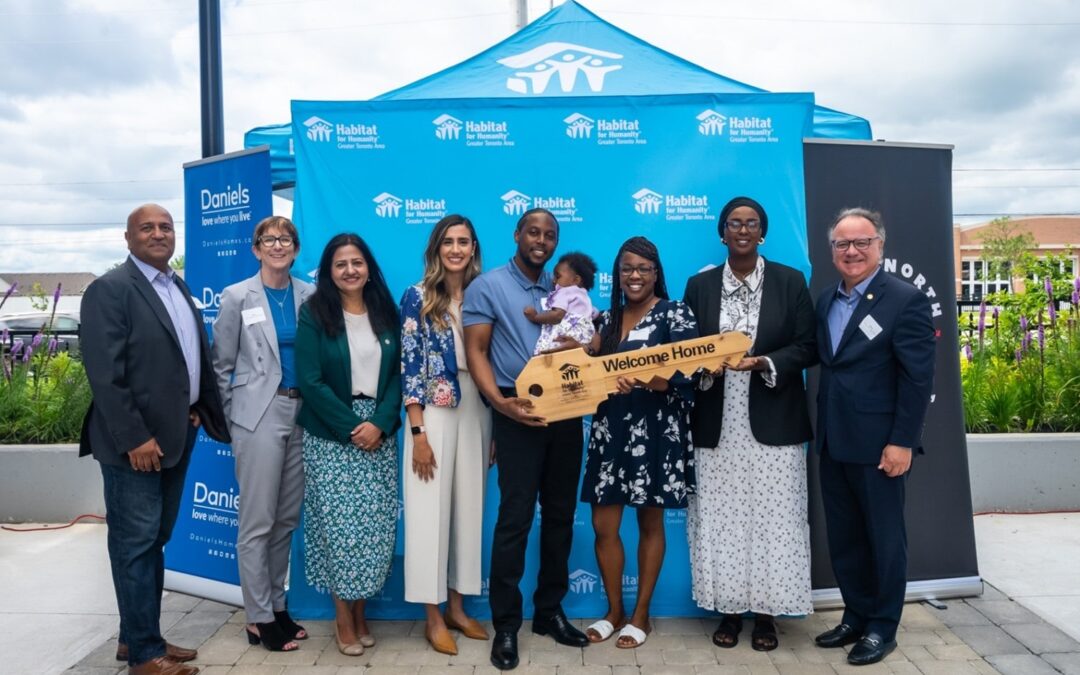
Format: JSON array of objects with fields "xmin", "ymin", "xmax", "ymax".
[
  {"xmin": 556, "ymin": 252, "xmax": 598, "ymax": 291},
  {"xmin": 515, "ymin": 207, "xmax": 558, "ymax": 232}
]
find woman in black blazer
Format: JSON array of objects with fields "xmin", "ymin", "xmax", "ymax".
[{"xmin": 682, "ymin": 197, "xmax": 817, "ymax": 652}]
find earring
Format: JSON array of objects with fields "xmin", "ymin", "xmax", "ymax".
[
  {"xmin": 720, "ymin": 239, "xmax": 727, "ymax": 244},
  {"xmin": 759, "ymin": 238, "xmax": 765, "ymax": 245}
]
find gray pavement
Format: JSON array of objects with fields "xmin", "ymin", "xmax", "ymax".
[{"xmin": 1, "ymin": 513, "xmax": 1077, "ymax": 675}]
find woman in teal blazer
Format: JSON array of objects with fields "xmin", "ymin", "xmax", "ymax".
[{"xmin": 296, "ymin": 232, "xmax": 401, "ymax": 657}]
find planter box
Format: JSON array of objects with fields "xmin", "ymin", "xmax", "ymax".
[
  {"xmin": 0, "ymin": 444, "xmax": 103, "ymax": 523},
  {"xmin": 967, "ymin": 433, "xmax": 1080, "ymax": 512}
]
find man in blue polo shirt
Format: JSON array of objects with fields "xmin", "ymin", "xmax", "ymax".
[{"xmin": 463, "ymin": 208, "xmax": 589, "ymax": 670}]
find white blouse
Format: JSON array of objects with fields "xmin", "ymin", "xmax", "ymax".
[{"xmin": 343, "ymin": 310, "xmax": 380, "ymax": 397}]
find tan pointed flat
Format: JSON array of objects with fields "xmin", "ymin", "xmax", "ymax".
[
  {"xmin": 426, "ymin": 626, "xmax": 459, "ymax": 655},
  {"xmin": 335, "ymin": 623, "xmax": 365, "ymax": 656},
  {"xmin": 444, "ymin": 613, "xmax": 489, "ymax": 641}
]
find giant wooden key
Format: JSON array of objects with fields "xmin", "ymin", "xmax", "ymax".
[{"xmin": 514, "ymin": 332, "xmax": 752, "ymax": 422}]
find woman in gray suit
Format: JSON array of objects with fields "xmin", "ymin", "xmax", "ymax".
[{"xmin": 212, "ymin": 215, "xmax": 315, "ymax": 652}]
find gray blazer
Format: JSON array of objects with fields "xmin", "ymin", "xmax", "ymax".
[{"xmin": 211, "ymin": 272, "xmax": 315, "ymax": 432}]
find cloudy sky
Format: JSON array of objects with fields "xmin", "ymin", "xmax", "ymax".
[{"xmin": 1, "ymin": 0, "xmax": 1078, "ymax": 273}]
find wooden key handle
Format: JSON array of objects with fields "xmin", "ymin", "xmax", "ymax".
[{"xmin": 515, "ymin": 332, "xmax": 752, "ymax": 422}]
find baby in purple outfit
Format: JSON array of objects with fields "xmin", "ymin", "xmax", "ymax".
[{"xmin": 525, "ymin": 251, "xmax": 598, "ymax": 355}]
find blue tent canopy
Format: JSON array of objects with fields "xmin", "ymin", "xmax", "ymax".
[{"xmin": 245, "ymin": 0, "xmax": 870, "ymax": 187}]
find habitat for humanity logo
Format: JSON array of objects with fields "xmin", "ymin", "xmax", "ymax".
[
  {"xmin": 432, "ymin": 114, "xmax": 463, "ymax": 140},
  {"xmin": 632, "ymin": 187, "xmax": 713, "ymax": 222},
  {"xmin": 497, "ymin": 42, "xmax": 623, "ymax": 95},
  {"xmin": 564, "ymin": 112, "xmax": 646, "ymax": 145},
  {"xmin": 373, "ymin": 192, "xmax": 447, "ymax": 224},
  {"xmin": 569, "ymin": 568, "xmax": 599, "ymax": 594},
  {"xmin": 697, "ymin": 109, "xmax": 779, "ymax": 144},
  {"xmin": 501, "ymin": 188, "xmax": 582, "ymax": 222},
  {"xmin": 433, "ymin": 113, "xmax": 514, "ymax": 147},
  {"xmin": 303, "ymin": 116, "xmax": 334, "ymax": 142},
  {"xmin": 304, "ymin": 115, "xmax": 383, "ymax": 150}
]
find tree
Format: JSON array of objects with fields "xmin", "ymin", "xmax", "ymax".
[
  {"xmin": 977, "ymin": 216, "xmax": 1036, "ymax": 282},
  {"xmin": 170, "ymin": 255, "xmax": 185, "ymax": 271}
]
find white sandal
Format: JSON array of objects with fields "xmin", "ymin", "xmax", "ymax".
[
  {"xmin": 586, "ymin": 619, "xmax": 617, "ymax": 643},
  {"xmin": 616, "ymin": 623, "xmax": 649, "ymax": 649}
]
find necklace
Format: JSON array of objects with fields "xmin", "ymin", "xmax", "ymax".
[{"xmin": 265, "ymin": 281, "xmax": 293, "ymax": 324}]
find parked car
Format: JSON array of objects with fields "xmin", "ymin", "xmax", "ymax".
[{"xmin": 0, "ymin": 311, "xmax": 81, "ymax": 354}]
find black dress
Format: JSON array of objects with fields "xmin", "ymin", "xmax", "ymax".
[{"xmin": 580, "ymin": 299, "xmax": 698, "ymax": 508}]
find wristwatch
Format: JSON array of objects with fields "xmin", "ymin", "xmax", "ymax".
[{"xmin": 410, "ymin": 425, "xmax": 426, "ymax": 436}]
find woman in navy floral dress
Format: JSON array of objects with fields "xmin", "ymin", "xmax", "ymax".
[{"xmin": 580, "ymin": 236, "xmax": 697, "ymax": 649}]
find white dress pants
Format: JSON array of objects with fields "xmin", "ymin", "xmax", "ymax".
[{"xmin": 403, "ymin": 372, "xmax": 491, "ymax": 604}]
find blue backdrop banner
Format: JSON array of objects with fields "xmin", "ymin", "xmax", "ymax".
[
  {"xmin": 285, "ymin": 92, "xmax": 815, "ymax": 619},
  {"xmin": 168, "ymin": 147, "xmax": 272, "ymax": 602}
]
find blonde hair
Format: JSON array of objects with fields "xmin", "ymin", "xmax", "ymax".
[{"xmin": 420, "ymin": 215, "xmax": 481, "ymax": 330}]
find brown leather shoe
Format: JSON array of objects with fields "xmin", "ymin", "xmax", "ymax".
[
  {"xmin": 444, "ymin": 613, "xmax": 489, "ymax": 640},
  {"xmin": 426, "ymin": 625, "xmax": 459, "ymax": 656},
  {"xmin": 116, "ymin": 642, "xmax": 198, "ymax": 663},
  {"xmin": 128, "ymin": 656, "xmax": 200, "ymax": 675}
]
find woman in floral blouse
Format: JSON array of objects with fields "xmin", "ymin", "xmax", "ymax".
[
  {"xmin": 580, "ymin": 236, "xmax": 698, "ymax": 650},
  {"xmin": 399, "ymin": 214, "xmax": 492, "ymax": 656}
]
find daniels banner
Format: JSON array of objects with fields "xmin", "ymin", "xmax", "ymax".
[
  {"xmin": 168, "ymin": 147, "xmax": 273, "ymax": 604},
  {"xmin": 287, "ymin": 92, "xmax": 816, "ymax": 618}
]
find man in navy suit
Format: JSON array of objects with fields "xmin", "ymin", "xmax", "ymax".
[
  {"xmin": 81, "ymin": 204, "xmax": 230, "ymax": 675},
  {"xmin": 812, "ymin": 208, "xmax": 935, "ymax": 666}
]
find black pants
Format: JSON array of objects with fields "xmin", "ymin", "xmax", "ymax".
[
  {"xmin": 819, "ymin": 444, "xmax": 908, "ymax": 642},
  {"xmin": 488, "ymin": 394, "xmax": 584, "ymax": 633}
]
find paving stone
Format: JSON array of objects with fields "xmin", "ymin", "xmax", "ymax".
[
  {"xmin": 635, "ymin": 635, "xmax": 686, "ymax": 651},
  {"xmin": 197, "ymin": 667, "xmax": 232, "ymax": 675},
  {"xmin": 583, "ymin": 642, "xmax": 635, "ymax": 666},
  {"xmin": 935, "ymin": 630, "xmax": 965, "ymax": 645},
  {"xmin": 64, "ymin": 668, "xmax": 123, "ymax": 675},
  {"xmin": 194, "ymin": 633, "xmax": 251, "ymax": 665},
  {"xmin": 775, "ymin": 664, "xmax": 833, "ymax": 675},
  {"xmin": 1001, "ymin": 622, "xmax": 1080, "ymax": 654},
  {"xmin": 896, "ymin": 631, "xmax": 945, "ymax": 647},
  {"xmin": 897, "ymin": 646, "xmax": 933, "ymax": 663},
  {"xmin": 635, "ymin": 650, "xmax": 665, "ymax": 666},
  {"xmin": 164, "ymin": 610, "xmax": 233, "ymax": 647},
  {"xmin": 417, "ymin": 667, "xmax": 478, "ymax": 675},
  {"xmin": 745, "ymin": 665, "xmax": 779, "ymax": 675},
  {"xmin": 985, "ymin": 654, "xmax": 1059, "ymax": 675},
  {"xmin": 899, "ymin": 604, "xmax": 947, "ymax": 631},
  {"xmin": 448, "ymin": 638, "xmax": 493, "ymax": 666},
  {"xmin": 196, "ymin": 598, "xmax": 242, "ymax": 613},
  {"xmin": 74, "ymin": 638, "xmax": 123, "ymax": 667},
  {"xmin": 161, "ymin": 591, "xmax": 202, "ymax": 612},
  {"xmin": 909, "ymin": 661, "xmax": 982, "ymax": 675},
  {"xmin": 336, "ymin": 668, "xmax": 369, "ymax": 675},
  {"xmin": 613, "ymin": 666, "xmax": 640, "ymax": 675},
  {"xmin": 1044, "ymin": 651, "xmax": 1080, "ymax": 675},
  {"xmin": 313, "ymin": 641, "xmax": 373, "ymax": 666},
  {"xmin": 527, "ymin": 649, "xmax": 583, "ymax": 666},
  {"xmin": 968, "ymin": 601, "xmax": 1043, "ymax": 626},
  {"xmin": 681, "ymin": 635, "xmax": 717, "ymax": 651},
  {"xmin": 925, "ymin": 603, "xmax": 991, "ymax": 627},
  {"xmin": 364, "ymin": 667, "xmax": 422, "ymax": 675},
  {"xmin": 281, "ymin": 667, "xmax": 341, "ymax": 675},
  {"xmin": 968, "ymin": 659, "xmax": 1001, "ymax": 675},
  {"xmin": 263, "ymin": 640, "xmax": 325, "ymax": 666},
  {"xmin": 639, "ymin": 666, "xmax": 697, "ymax": 675},
  {"xmin": 691, "ymin": 667, "xmax": 751, "ymax": 675},
  {"xmin": 227, "ymin": 666, "xmax": 286, "ymax": 675},
  {"xmin": 300, "ymin": 620, "xmax": 335, "ymax": 638},
  {"xmin": 832, "ymin": 662, "xmax": 892, "ymax": 674},
  {"xmin": 236, "ymin": 645, "xmax": 270, "ymax": 665},
  {"xmin": 765, "ymin": 649, "xmax": 798, "ymax": 665},
  {"xmin": 474, "ymin": 666, "xmax": 555, "ymax": 675},
  {"xmin": 978, "ymin": 584, "xmax": 1009, "ymax": 602},
  {"xmin": 654, "ymin": 619, "xmax": 708, "ymax": 635},
  {"xmin": 367, "ymin": 650, "xmax": 402, "ymax": 666},
  {"xmin": 396, "ymin": 650, "xmax": 453, "ymax": 666},
  {"xmin": 925, "ymin": 644, "xmax": 980, "ymax": 661},
  {"xmin": 885, "ymin": 663, "xmax": 922, "ymax": 675},
  {"xmin": 662, "ymin": 649, "xmax": 715, "ymax": 665},
  {"xmin": 949, "ymin": 626, "xmax": 1028, "ymax": 657},
  {"xmin": 555, "ymin": 666, "xmax": 611, "ymax": 675}
]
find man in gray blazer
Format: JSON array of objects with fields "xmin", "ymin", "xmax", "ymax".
[
  {"xmin": 80, "ymin": 203, "xmax": 229, "ymax": 675},
  {"xmin": 210, "ymin": 221, "xmax": 314, "ymax": 647}
]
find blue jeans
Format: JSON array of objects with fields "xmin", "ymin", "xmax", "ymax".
[{"xmin": 100, "ymin": 430, "xmax": 194, "ymax": 666}]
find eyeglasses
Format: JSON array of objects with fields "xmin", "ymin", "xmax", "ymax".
[
  {"xmin": 618, "ymin": 264, "xmax": 656, "ymax": 277},
  {"xmin": 724, "ymin": 220, "xmax": 761, "ymax": 232},
  {"xmin": 830, "ymin": 236, "xmax": 881, "ymax": 252},
  {"xmin": 258, "ymin": 235, "xmax": 295, "ymax": 248}
]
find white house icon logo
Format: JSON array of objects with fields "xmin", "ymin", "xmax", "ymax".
[
  {"xmin": 501, "ymin": 190, "xmax": 532, "ymax": 216},
  {"xmin": 373, "ymin": 192, "xmax": 403, "ymax": 218},
  {"xmin": 432, "ymin": 114, "xmax": 463, "ymax": 140},
  {"xmin": 303, "ymin": 116, "xmax": 333, "ymax": 142},
  {"xmin": 569, "ymin": 569, "xmax": 599, "ymax": 594},
  {"xmin": 696, "ymin": 109, "xmax": 727, "ymax": 136},
  {"xmin": 632, "ymin": 188, "xmax": 664, "ymax": 215},
  {"xmin": 497, "ymin": 42, "xmax": 623, "ymax": 95},
  {"xmin": 563, "ymin": 113, "xmax": 595, "ymax": 139}
]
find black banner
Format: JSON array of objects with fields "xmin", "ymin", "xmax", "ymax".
[{"xmin": 803, "ymin": 140, "xmax": 979, "ymax": 600}]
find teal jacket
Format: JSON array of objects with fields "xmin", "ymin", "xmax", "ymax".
[{"xmin": 295, "ymin": 302, "xmax": 402, "ymax": 444}]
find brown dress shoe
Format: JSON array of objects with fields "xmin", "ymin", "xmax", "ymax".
[
  {"xmin": 128, "ymin": 656, "xmax": 200, "ymax": 675},
  {"xmin": 444, "ymin": 613, "xmax": 489, "ymax": 640},
  {"xmin": 426, "ymin": 625, "xmax": 459, "ymax": 656},
  {"xmin": 117, "ymin": 642, "xmax": 198, "ymax": 663}
]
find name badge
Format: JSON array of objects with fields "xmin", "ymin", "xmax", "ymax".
[
  {"xmin": 242, "ymin": 307, "xmax": 267, "ymax": 326},
  {"xmin": 627, "ymin": 326, "xmax": 654, "ymax": 342},
  {"xmin": 859, "ymin": 314, "xmax": 883, "ymax": 341}
]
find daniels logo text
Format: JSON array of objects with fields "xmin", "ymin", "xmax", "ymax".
[
  {"xmin": 601, "ymin": 342, "xmax": 715, "ymax": 373},
  {"xmin": 199, "ymin": 183, "xmax": 252, "ymax": 227}
]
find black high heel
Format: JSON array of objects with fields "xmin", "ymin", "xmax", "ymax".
[
  {"xmin": 246, "ymin": 621, "xmax": 299, "ymax": 651},
  {"xmin": 274, "ymin": 609, "xmax": 309, "ymax": 640}
]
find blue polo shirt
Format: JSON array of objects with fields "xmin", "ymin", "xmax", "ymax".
[{"xmin": 462, "ymin": 259, "xmax": 552, "ymax": 388}]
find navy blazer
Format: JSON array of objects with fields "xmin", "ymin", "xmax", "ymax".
[{"xmin": 814, "ymin": 270, "xmax": 936, "ymax": 464}]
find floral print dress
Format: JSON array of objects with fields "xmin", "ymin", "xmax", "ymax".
[{"xmin": 580, "ymin": 299, "xmax": 698, "ymax": 508}]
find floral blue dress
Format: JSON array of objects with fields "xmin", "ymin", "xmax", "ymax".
[{"xmin": 581, "ymin": 299, "xmax": 698, "ymax": 508}]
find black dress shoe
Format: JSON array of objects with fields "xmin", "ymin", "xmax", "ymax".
[
  {"xmin": 532, "ymin": 612, "xmax": 589, "ymax": 647},
  {"xmin": 847, "ymin": 633, "xmax": 897, "ymax": 666},
  {"xmin": 815, "ymin": 623, "xmax": 861, "ymax": 648},
  {"xmin": 490, "ymin": 630, "xmax": 519, "ymax": 670}
]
